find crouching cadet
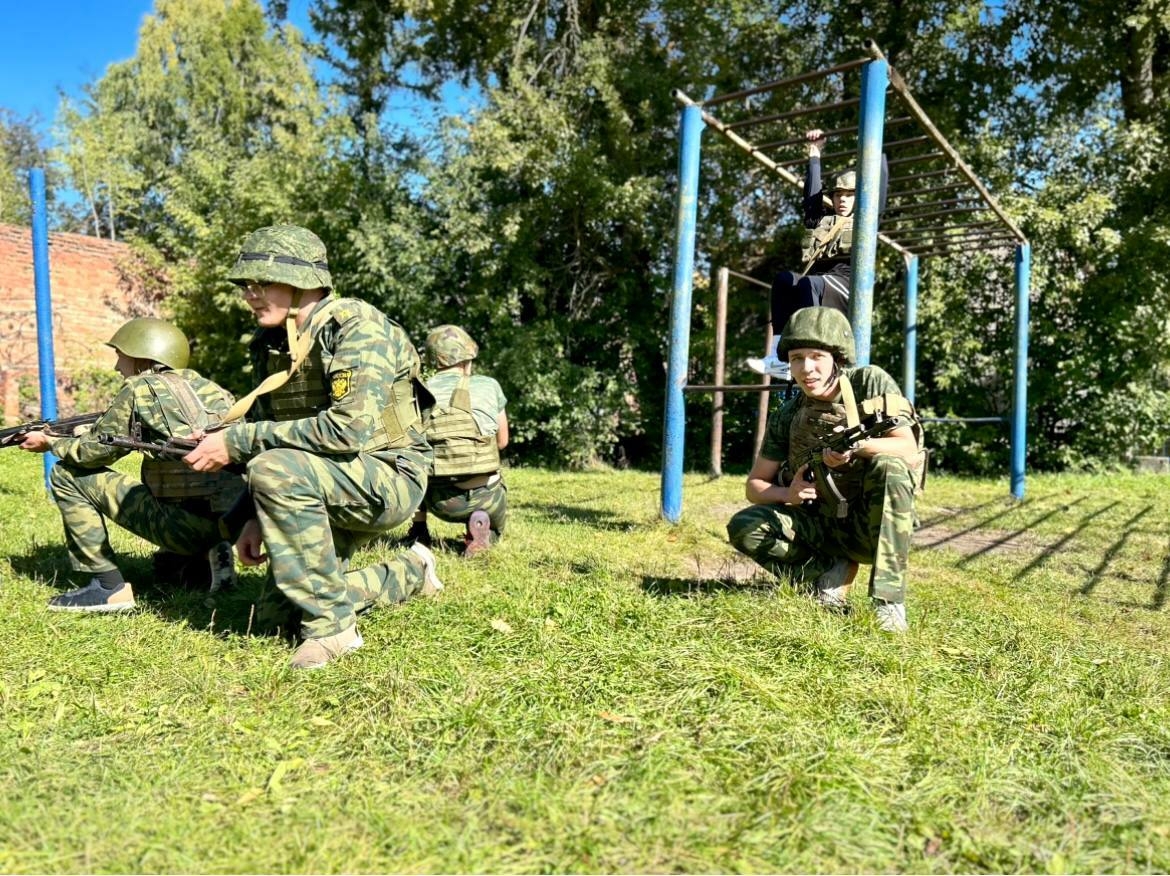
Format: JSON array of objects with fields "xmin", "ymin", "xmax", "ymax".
[
  {"xmin": 20, "ymin": 318, "xmax": 241, "ymax": 612},
  {"xmin": 184, "ymin": 225, "xmax": 441, "ymax": 669},
  {"xmin": 727, "ymin": 307, "xmax": 924, "ymax": 632},
  {"xmin": 408, "ymin": 325, "xmax": 509, "ymax": 557}
]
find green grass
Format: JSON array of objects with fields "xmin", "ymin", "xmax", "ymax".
[{"xmin": 2, "ymin": 450, "xmax": 1169, "ymax": 873}]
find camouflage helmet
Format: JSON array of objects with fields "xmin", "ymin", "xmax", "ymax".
[
  {"xmin": 425, "ymin": 325, "xmax": 479, "ymax": 368},
  {"xmin": 106, "ymin": 318, "xmax": 190, "ymax": 370},
  {"xmin": 830, "ymin": 170, "xmax": 856, "ymax": 192},
  {"xmin": 226, "ymin": 225, "xmax": 333, "ymax": 291},
  {"xmin": 778, "ymin": 307, "xmax": 856, "ymax": 366}
]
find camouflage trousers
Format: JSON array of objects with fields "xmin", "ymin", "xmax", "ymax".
[
  {"xmin": 49, "ymin": 462, "xmax": 222, "ymax": 574},
  {"xmin": 246, "ymin": 447, "xmax": 430, "ymax": 640},
  {"xmin": 424, "ymin": 474, "xmax": 507, "ymax": 533},
  {"xmin": 726, "ymin": 455, "xmax": 916, "ymax": 603}
]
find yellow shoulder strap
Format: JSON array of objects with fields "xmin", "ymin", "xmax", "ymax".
[
  {"xmin": 838, "ymin": 373, "xmax": 861, "ymax": 428},
  {"xmin": 219, "ymin": 299, "xmax": 341, "ymax": 425}
]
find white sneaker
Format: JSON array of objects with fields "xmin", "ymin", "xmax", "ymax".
[
  {"xmin": 745, "ymin": 354, "xmax": 791, "ymax": 380},
  {"xmin": 409, "ymin": 542, "xmax": 445, "ymax": 596},
  {"xmin": 814, "ymin": 558, "xmax": 858, "ymax": 612},
  {"xmin": 874, "ymin": 600, "xmax": 908, "ymax": 633}
]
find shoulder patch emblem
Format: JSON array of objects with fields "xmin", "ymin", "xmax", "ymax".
[{"xmin": 330, "ymin": 369, "xmax": 353, "ymax": 401}]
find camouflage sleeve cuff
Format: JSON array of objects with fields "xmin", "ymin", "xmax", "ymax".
[
  {"xmin": 49, "ymin": 436, "xmax": 77, "ymax": 458},
  {"xmin": 224, "ymin": 423, "xmax": 258, "ymax": 462}
]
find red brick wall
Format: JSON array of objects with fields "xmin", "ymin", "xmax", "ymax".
[{"xmin": 0, "ymin": 223, "xmax": 147, "ymax": 424}]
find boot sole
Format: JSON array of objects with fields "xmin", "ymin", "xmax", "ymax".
[
  {"xmin": 48, "ymin": 601, "xmax": 137, "ymax": 613},
  {"xmin": 463, "ymin": 510, "xmax": 492, "ymax": 558}
]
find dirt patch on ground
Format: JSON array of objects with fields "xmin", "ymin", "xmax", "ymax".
[{"xmin": 913, "ymin": 522, "xmax": 1043, "ymax": 557}]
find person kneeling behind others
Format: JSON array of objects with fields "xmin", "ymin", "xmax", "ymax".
[
  {"xmin": 20, "ymin": 318, "xmax": 242, "ymax": 613},
  {"xmin": 407, "ymin": 325, "xmax": 509, "ymax": 558},
  {"xmin": 184, "ymin": 225, "xmax": 442, "ymax": 670},
  {"xmin": 727, "ymin": 307, "xmax": 923, "ymax": 632}
]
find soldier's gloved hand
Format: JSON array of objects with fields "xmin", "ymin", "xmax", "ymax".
[
  {"xmin": 185, "ymin": 430, "xmax": 231, "ymax": 472},
  {"xmin": 236, "ymin": 519, "xmax": 268, "ymax": 567}
]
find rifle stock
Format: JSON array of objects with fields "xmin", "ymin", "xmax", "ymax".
[{"xmin": 0, "ymin": 412, "xmax": 103, "ymax": 448}]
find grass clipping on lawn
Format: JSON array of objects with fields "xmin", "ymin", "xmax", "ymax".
[{"xmin": 1, "ymin": 451, "xmax": 1169, "ymax": 873}]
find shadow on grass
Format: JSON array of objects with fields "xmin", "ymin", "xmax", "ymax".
[
  {"xmin": 640, "ymin": 575, "xmax": 776, "ymax": 598},
  {"xmin": 956, "ymin": 497, "xmax": 1102, "ymax": 568},
  {"xmin": 1078, "ymin": 507, "xmax": 1152, "ymax": 598},
  {"xmin": 8, "ymin": 544, "xmax": 297, "ymax": 642}
]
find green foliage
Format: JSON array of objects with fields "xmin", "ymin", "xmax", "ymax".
[
  {"xmin": 63, "ymin": 367, "xmax": 125, "ymax": 416},
  {"xmin": 54, "ymin": 0, "xmax": 364, "ymax": 394}
]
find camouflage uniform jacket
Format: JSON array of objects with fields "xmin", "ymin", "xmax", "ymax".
[
  {"xmin": 49, "ymin": 368, "xmax": 235, "ymax": 468},
  {"xmin": 223, "ymin": 296, "xmax": 431, "ymax": 463},
  {"xmin": 760, "ymin": 365, "xmax": 904, "ymax": 516}
]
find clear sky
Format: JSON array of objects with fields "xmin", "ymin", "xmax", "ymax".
[
  {"xmin": 0, "ymin": 1, "xmax": 465, "ymax": 143},
  {"xmin": 0, "ymin": 1, "xmax": 155, "ymax": 127},
  {"xmin": 0, "ymin": 1, "xmax": 325, "ymax": 134}
]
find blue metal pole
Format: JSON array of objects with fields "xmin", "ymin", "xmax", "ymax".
[
  {"xmin": 1011, "ymin": 242, "xmax": 1031, "ymax": 499},
  {"xmin": 849, "ymin": 57, "xmax": 888, "ymax": 367},
  {"xmin": 29, "ymin": 168, "xmax": 59, "ymax": 488},
  {"xmin": 660, "ymin": 103, "xmax": 704, "ymax": 523},
  {"xmin": 903, "ymin": 254, "xmax": 919, "ymax": 404}
]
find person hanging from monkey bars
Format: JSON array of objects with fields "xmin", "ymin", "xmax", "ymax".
[{"xmin": 747, "ymin": 128, "xmax": 888, "ymax": 380}]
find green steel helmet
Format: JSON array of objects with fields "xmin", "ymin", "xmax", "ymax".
[
  {"xmin": 831, "ymin": 170, "xmax": 856, "ymax": 192},
  {"xmin": 106, "ymin": 318, "xmax": 190, "ymax": 370},
  {"xmin": 778, "ymin": 307, "xmax": 856, "ymax": 366},
  {"xmin": 425, "ymin": 324, "xmax": 479, "ymax": 368},
  {"xmin": 226, "ymin": 225, "xmax": 333, "ymax": 291}
]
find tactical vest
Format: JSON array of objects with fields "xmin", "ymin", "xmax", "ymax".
[
  {"xmin": 262, "ymin": 301, "xmax": 423, "ymax": 451},
  {"xmin": 787, "ymin": 376, "xmax": 926, "ymax": 517},
  {"xmin": 424, "ymin": 374, "xmax": 500, "ymax": 478},
  {"xmin": 135, "ymin": 372, "xmax": 244, "ymax": 507},
  {"xmin": 801, "ymin": 214, "xmax": 853, "ymax": 268}
]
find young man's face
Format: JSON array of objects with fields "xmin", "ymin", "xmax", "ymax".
[
  {"xmin": 788, "ymin": 347, "xmax": 839, "ymax": 400},
  {"xmin": 832, "ymin": 189, "xmax": 855, "ymax": 216},
  {"xmin": 240, "ymin": 281, "xmax": 296, "ymax": 328},
  {"xmin": 114, "ymin": 352, "xmax": 137, "ymax": 379}
]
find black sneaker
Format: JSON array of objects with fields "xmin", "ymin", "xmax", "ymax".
[{"xmin": 48, "ymin": 579, "xmax": 136, "ymax": 613}]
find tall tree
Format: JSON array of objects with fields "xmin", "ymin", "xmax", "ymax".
[{"xmin": 55, "ymin": 0, "xmax": 360, "ymax": 387}]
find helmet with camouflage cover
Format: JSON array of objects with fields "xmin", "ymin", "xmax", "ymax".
[
  {"xmin": 778, "ymin": 307, "xmax": 856, "ymax": 366},
  {"xmin": 226, "ymin": 225, "xmax": 333, "ymax": 291},
  {"xmin": 830, "ymin": 170, "xmax": 856, "ymax": 192},
  {"xmin": 107, "ymin": 318, "xmax": 190, "ymax": 370},
  {"xmin": 425, "ymin": 325, "xmax": 479, "ymax": 368}
]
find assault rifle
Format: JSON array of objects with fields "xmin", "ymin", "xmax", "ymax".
[
  {"xmin": 781, "ymin": 411, "xmax": 912, "ymax": 518},
  {"xmin": 0, "ymin": 412, "xmax": 103, "ymax": 448},
  {"xmin": 97, "ymin": 434, "xmax": 200, "ymax": 459}
]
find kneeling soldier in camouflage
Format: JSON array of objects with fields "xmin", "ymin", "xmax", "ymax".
[
  {"xmin": 20, "ymin": 318, "xmax": 241, "ymax": 612},
  {"xmin": 185, "ymin": 225, "xmax": 441, "ymax": 669},
  {"xmin": 408, "ymin": 325, "xmax": 509, "ymax": 557},
  {"xmin": 727, "ymin": 307, "xmax": 923, "ymax": 632}
]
